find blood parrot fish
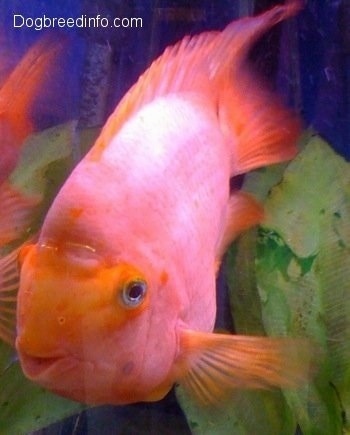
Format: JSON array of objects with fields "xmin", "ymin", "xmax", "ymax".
[
  {"xmin": 0, "ymin": 36, "xmax": 60, "ymax": 184},
  {"xmin": 0, "ymin": 37, "xmax": 64, "ymax": 345},
  {"xmin": 11, "ymin": 1, "xmax": 312, "ymax": 405},
  {"xmin": 0, "ymin": 37, "xmax": 62, "ymax": 344},
  {"xmin": 0, "ymin": 36, "xmax": 63, "ymax": 249}
]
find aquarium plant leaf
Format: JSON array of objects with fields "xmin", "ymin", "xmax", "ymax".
[
  {"xmin": 0, "ymin": 122, "xmax": 89, "ymax": 433},
  {"xmin": 9, "ymin": 121, "xmax": 76, "ymax": 217},
  {"xmin": 176, "ymin": 167, "xmax": 299, "ymax": 433},
  {"xmin": 0, "ymin": 122, "xmax": 76, "ymax": 258},
  {"xmin": 178, "ymin": 134, "xmax": 349, "ymax": 434},
  {"xmin": 0, "ymin": 341, "xmax": 84, "ymax": 435},
  {"xmin": 255, "ymin": 135, "xmax": 350, "ymax": 434},
  {"xmin": 176, "ymin": 382, "xmax": 295, "ymax": 435}
]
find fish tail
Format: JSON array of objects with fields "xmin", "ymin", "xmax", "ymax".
[{"xmin": 0, "ymin": 34, "xmax": 64, "ymax": 144}]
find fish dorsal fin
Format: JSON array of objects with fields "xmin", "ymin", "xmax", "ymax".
[
  {"xmin": 216, "ymin": 191, "xmax": 263, "ymax": 264},
  {"xmin": 89, "ymin": 1, "xmax": 302, "ymax": 162},
  {"xmin": 220, "ymin": 65, "xmax": 300, "ymax": 175},
  {"xmin": 0, "ymin": 182, "xmax": 41, "ymax": 247},
  {"xmin": 0, "ymin": 34, "xmax": 64, "ymax": 144},
  {"xmin": 0, "ymin": 247, "xmax": 20, "ymax": 346},
  {"xmin": 215, "ymin": 1, "xmax": 302, "ymax": 174},
  {"xmin": 89, "ymin": 30, "xmax": 218, "ymax": 160},
  {"xmin": 175, "ymin": 329, "xmax": 314, "ymax": 405}
]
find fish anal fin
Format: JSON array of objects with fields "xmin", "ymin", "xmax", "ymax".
[
  {"xmin": 0, "ymin": 182, "xmax": 42, "ymax": 247},
  {"xmin": 216, "ymin": 192, "xmax": 263, "ymax": 263},
  {"xmin": 176, "ymin": 329, "xmax": 315, "ymax": 406},
  {"xmin": 0, "ymin": 248, "xmax": 21, "ymax": 347}
]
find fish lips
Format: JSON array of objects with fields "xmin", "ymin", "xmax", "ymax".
[
  {"xmin": 18, "ymin": 344, "xmax": 104, "ymax": 404},
  {"xmin": 17, "ymin": 347, "xmax": 145, "ymax": 404},
  {"xmin": 17, "ymin": 347, "xmax": 98, "ymax": 402}
]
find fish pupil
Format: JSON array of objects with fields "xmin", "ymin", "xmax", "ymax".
[
  {"xmin": 121, "ymin": 280, "xmax": 147, "ymax": 307},
  {"xmin": 128, "ymin": 283, "xmax": 144, "ymax": 300}
]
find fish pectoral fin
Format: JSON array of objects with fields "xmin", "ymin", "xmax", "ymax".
[
  {"xmin": 176, "ymin": 329, "xmax": 315, "ymax": 405},
  {"xmin": 216, "ymin": 191, "xmax": 263, "ymax": 263},
  {"xmin": 0, "ymin": 247, "xmax": 21, "ymax": 347},
  {"xmin": 0, "ymin": 182, "xmax": 41, "ymax": 247}
]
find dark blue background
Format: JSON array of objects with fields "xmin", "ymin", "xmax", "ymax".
[{"xmin": 1, "ymin": 0, "xmax": 347, "ymax": 157}]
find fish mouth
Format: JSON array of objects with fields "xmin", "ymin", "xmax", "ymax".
[
  {"xmin": 18, "ymin": 350, "xmax": 95, "ymax": 402},
  {"xmin": 17, "ymin": 349, "xmax": 125, "ymax": 404},
  {"xmin": 18, "ymin": 349, "xmax": 90, "ymax": 398},
  {"xmin": 18, "ymin": 350, "xmax": 69, "ymax": 380}
]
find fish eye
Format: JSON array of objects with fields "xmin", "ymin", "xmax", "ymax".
[{"xmin": 121, "ymin": 280, "xmax": 147, "ymax": 308}]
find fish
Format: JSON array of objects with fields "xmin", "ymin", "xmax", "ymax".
[
  {"xmin": 13, "ymin": 1, "xmax": 312, "ymax": 406},
  {"xmin": 0, "ymin": 247, "xmax": 21, "ymax": 346},
  {"xmin": 0, "ymin": 35, "xmax": 64, "ymax": 183},
  {"xmin": 0, "ymin": 37, "xmax": 64, "ymax": 346},
  {"xmin": 0, "ymin": 36, "xmax": 63, "ymax": 248},
  {"xmin": 0, "ymin": 183, "xmax": 40, "ymax": 248}
]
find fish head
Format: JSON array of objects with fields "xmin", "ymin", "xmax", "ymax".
[{"xmin": 16, "ymin": 241, "xmax": 178, "ymax": 405}]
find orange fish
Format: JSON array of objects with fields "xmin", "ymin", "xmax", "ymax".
[
  {"xmin": 0, "ymin": 247, "xmax": 21, "ymax": 345},
  {"xmin": 0, "ymin": 37, "xmax": 63, "ymax": 346},
  {"xmin": 0, "ymin": 183, "xmax": 41, "ymax": 248},
  {"xmin": 0, "ymin": 35, "xmax": 63, "ymax": 182},
  {"xmin": 0, "ymin": 36, "xmax": 63, "ymax": 248},
  {"xmin": 14, "ymin": 2, "xmax": 311, "ymax": 406}
]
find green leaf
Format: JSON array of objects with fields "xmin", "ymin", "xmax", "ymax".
[
  {"xmin": 0, "ymin": 341, "xmax": 84, "ymax": 435},
  {"xmin": 178, "ymin": 134, "xmax": 349, "ymax": 434},
  {"xmin": 10, "ymin": 122, "xmax": 76, "ymax": 196},
  {"xmin": 255, "ymin": 135, "xmax": 350, "ymax": 434},
  {"xmin": 177, "ymin": 169, "xmax": 298, "ymax": 434},
  {"xmin": 0, "ymin": 123, "xmax": 87, "ymax": 433},
  {"xmin": 226, "ymin": 229, "xmax": 266, "ymax": 336},
  {"xmin": 176, "ymin": 386, "xmax": 295, "ymax": 435}
]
